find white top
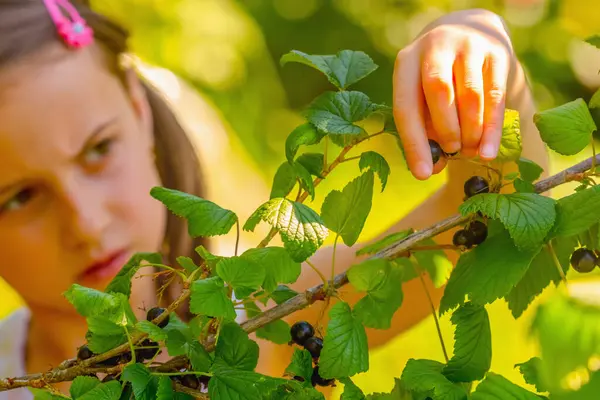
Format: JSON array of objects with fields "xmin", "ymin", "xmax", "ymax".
[{"xmin": 0, "ymin": 307, "xmax": 33, "ymax": 400}]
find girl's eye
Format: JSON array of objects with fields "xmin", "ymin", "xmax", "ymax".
[
  {"xmin": 0, "ymin": 187, "xmax": 36, "ymax": 214},
  {"xmin": 84, "ymin": 138, "xmax": 114, "ymax": 165}
]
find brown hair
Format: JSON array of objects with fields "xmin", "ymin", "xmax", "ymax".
[{"xmin": 0, "ymin": 0, "xmax": 209, "ymax": 310}]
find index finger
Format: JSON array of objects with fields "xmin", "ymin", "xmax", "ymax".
[{"xmin": 393, "ymin": 48, "xmax": 432, "ymax": 180}]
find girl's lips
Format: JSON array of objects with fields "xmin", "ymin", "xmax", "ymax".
[{"xmin": 78, "ymin": 249, "xmax": 130, "ymax": 283}]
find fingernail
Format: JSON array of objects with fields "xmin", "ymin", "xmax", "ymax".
[
  {"xmin": 480, "ymin": 143, "xmax": 497, "ymax": 159},
  {"xmin": 445, "ymin": 141, "xmax": 462, "ymax": 154},
  {"xmin": 414, "ymin": 161, "xmax": 432, "ymax": 180}
]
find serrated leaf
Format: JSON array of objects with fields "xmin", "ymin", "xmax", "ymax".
[
  {"xmin": 214, "ymin": 322, "xmax": 259, "ymax": 371},
  {"xmin": 271, "ymin": 161, "xmax": 297, "ymax": 199},
  {"xmin": 209, "ymin": 367, "xmax": 285, "ymax": 400},
  {"xmin": 296, "ymin": 153, "xmax": 325, "ymax": 178},
  {"xmin": 534, "ymin": 98, "xmax": 597, "ymax": 155},
  {"xmin": 515, "ymin": 357, "xmax": 548, "ymax": 393},
  {"xmin": 530, "ymin": 293, "xmax": 600, "ymax": 392},
  {"xmin": 348, "ymin": 259, "xmax": 403, "ymax": 329},
  {"xmin": 216, "ymin": 256, "xmax": 265, "ymax": 294},
  {"xmin": 256, "ymin": 319, "xmax": 292, "ymax": 345},
  {"xmin": 514, "ymin": 179, "xmax": 536, "ymax": 193},
  {"xmin": 176, "ymin": 256, "xmax": 198, "ymax": 275},
  {"xmin": 366, "ymin": 378, "xmax": 412, "ymax": 400},
  {"xmin": 187, "ymin": 340, "xmax": 213, "ymax": 372},
  {"xmin": 505, "ymin": 236, "xmax": 577, "ymax": 318},
  {"xmin": 319, "ymin": 301, "xmax": 369, "ymax": 379},
  {"xmin": 293, "ymin": 161, "xmax": 316, "ymax": 201},
  {"xmin": 400, "ymin": 359, "xmax": 467, "ymax": 400},
  {"xmin": 321, "ymin": 171, "xmax": 374, "ymax": 247},
  {"xmin": 30, "ymin": 389, "xmax": 65, "ymax": 400},
  {"xmin": 585, "ymin": 34, "xmax": 600, "ymax": 49},
  {"xmin": 86, "ymin": 317, "xmax": 128, "ymax": 353},
  {"xmin": 498, "ymin": 109, "xmax": 522, "ymax": 161},
  {"xmin": 280, "ymin": 49, "xmax": 378, "ymax": 90},
  {"xmin": 195, "ymin": 245, "xmax": 223, "ymax": 270},
  {"xmin": 285, "ymin": 349, "xmax": 314, "ymax": 383},
  {"xmin": 70, "ymin": 376, "xmax": 101, "ymax": 398},
  {"xmin": 190, "ymin": 277, "xmax": 236, "ymax": 320},
  {"xmin": 241, "ymin": 247, "xmax": 301, "ymax": 294},
  {"xmin": 150, "ymin": 187, "xmax": 238, "ymax": 237},
  {"xmin": 77, "ymin": 381, "xmax": 122, "ymax": 400},
  {"xmin": 122, "ymin": 363, "xmax": 158, "ymax": 400},
  {"xmin": 104, "ymin": 252, "xmax": 163, "ymax": 297},
  {"xmin": 340, "ymin": 377, "xmax": 366, "ymax": 400},
  {"xmin": 64, "ymin": 284, "xmax": 121, "ymax": 318},
  {"xmin": 306, "ymin": 91, "xmax": 375, "ymax": 135},
  {"xmin": 412, "ymin": 237, "xmax": 453, "ymax": 288},
  {"xmin": 243, "ymin": 198, "xmax": 329, "ymax": 262},
  {"xmin": 135, "ymin": 320, "xmax": 168, "ymax": 342},
  {"xmin": 285, "ymin": 123, "xmax": 326, "ymax": 163},
  {"xmin": 329, "ymin": 131, "xmax": 370, "ymax": 148},
  {"xmin": 356, "ymin": 230, "xmax": 412, "ymax": 256},
  {"xmin": 471, "ymin": 372, "xmax": 539, "ymax": 399},
  {"xmin": 590, "ymin": 87, "xmax": 600, "ymax": 109},
  {"xmin": 517, "ymin": 158, "xmax": 544, "ymax": 182},
  {"xmin": 443, "ymin": 303, "xmax": 492, "ymax": 382},
  {"xmin": 359, "ymin": 151, "xmax": 390, "ymax": 192},
  {"xmin": 157, "ymin": 376, "xmax": 174, "ymax": 400},
  {"xmin": 550, "ymin": 185, "xmax": 600, "ymax": 238},
  {"xmin": 270, "ymin": 285, "xmax": 299, "ymax": 304},
  {"xmin": 440, "ymin": 226, "xmax": 542, "ymax": 314},
  {"xmin": 459, "ymin": 193, "xmax": 556, "ymax": 251}
]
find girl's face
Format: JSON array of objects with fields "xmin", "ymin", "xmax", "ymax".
[{"xmin": 0, "ymin": 45, "xmax": 167, "ymax": 312}]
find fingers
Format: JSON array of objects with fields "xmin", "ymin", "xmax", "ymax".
[
  {"xmin": 393, "ymin": 46, "xmax": 433, "ymax": 180},
  {"xmin": 424, "ymin": 113, "xmax": 448, "ymax": 174},
  {"xmin": 479, "ymin": 51, "xmax": 509, "ymax": 161},
  {"xmin": 454, "ymin": 44, "xmax": 486, "ymax": 158},
  {"xmin": 421, "ymin": 50, "xmax": 461, "ymax": 154}
]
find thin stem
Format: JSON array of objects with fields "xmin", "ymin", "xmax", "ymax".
[
  {"xmin": 411, "ymin": 257, "xmax": 449, "ymax": 363},
  {"xmin": 331, "ymin": 235, "xmax": 339, "ymax": 284},
  {"xmin": 547, "ymin": 242, "xmax": 568, "ymax": 285},
  {"xmin": 143, "ymin": 263, "xmax": 187, "ymax": 281},
  {"xmin": 235, "ymin": 220, "xmax": 240, "ymax": 257},
  {"xmin": 295, "ymin": 184, "xmax": 302, "ymax": 202},
  {"xmin": 305, "ymin": 260, "xmax": 328, "ymax": 292},
  {"xmin": 323, "ymin": 136, "xmax": 328, "ymax": 171},
  {"xmin": 341, "ymin": 155, "xmax": 361, "ymax": 163},
  {"xmin": 592, "ymin": 138, "xmax": 597, "ymax": 173},
  {"xmin": 123, "ymin": 325, "xmax": 136, "ymax": 364},
  {"xmin": 232, "ymin": 292, "xmax": 271, "ymax": 306}
]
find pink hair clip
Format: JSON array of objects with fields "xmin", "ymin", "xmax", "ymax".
[{"xmin": 42, "ymin": 0, "xmax": 94, "ymax": 49}]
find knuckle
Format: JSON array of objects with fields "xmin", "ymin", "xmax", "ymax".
[{"xmin": 486, "ymin": 88, "xmax": 505, "ymax": 105}]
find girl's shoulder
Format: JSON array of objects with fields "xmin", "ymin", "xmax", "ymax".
[{"xmin": 0, "ymin": 306, "xmax": 33, "ymax": 400}]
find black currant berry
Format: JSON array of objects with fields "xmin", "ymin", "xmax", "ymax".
[
  {"xmin": 136, "ymin": 339, "xmax": 160, "ymax": 361},
  {"xmin": 181, "ymin": 375, "xmax": 200, "ymax": 390},
  {"xmin": 303, "ymin": 336, "xmax": 323, "ymax": 359},
  {"xmin": 77, "ymin": 344, "xmax": 94, "ymax": 361},
  {"xmin": 290, "ymin": 321, "xmax": 314, "ymax": 346},
  {"xmin": 429, "ymin": 139, "xmax": 443, "ymax": 165},
  {"xmin": 311, "ymin": 366, "xmax": 335, "ymax": 387},
  {"xmin": 453, "ymin": 229, "xmax": 475, "ymax": 249},
  {"xmin": 570, "ymin": 248, "xmax": 597, "ymax": 273},
  {"xmin": 468, "ymin": 220, "xmax": 488, "ymax": 245},
  {"xmin": 146, "ymin": 307, "xmax": 169, "ymax": 328},
  {"xmin": 464, "ymin": 176, "xmax": 490, "ymax": 198}
]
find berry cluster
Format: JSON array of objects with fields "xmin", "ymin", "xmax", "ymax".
[
  {"xmin": 452, "ymin": 220, "xmax": 488, "ymax": 249},
  {"xmin": 570, "ymin": 247, "xmax": 600, "ymax": 273},
  {"xmin": 428, "ymin": 139, "xmax": 459, "ymax": 164},
  {"xmin": 289, "ymin": 321, "xmax": 334, "ymax": 387}
]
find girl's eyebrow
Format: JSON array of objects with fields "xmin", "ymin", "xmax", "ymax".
[{"xmin": 0, "ymin": 117, "xmax": 119, "ymax": 196}]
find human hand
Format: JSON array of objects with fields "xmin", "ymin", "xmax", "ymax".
[{"xmin": 392, "ymin": 9, "xmax": 515, "ymax": 180}]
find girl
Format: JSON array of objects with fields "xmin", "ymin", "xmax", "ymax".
[{"xmin": 0, "ymin": 0, "xmax": 546, "ymax": 398}]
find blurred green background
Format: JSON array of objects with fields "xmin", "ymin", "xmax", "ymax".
[
  {"xmin": 89, "ymin": 0, "xmax": 600, "ymax": 396},
  {"xmin": 28, "ymin": 0, "xmax": 600, "ymax": 396}
]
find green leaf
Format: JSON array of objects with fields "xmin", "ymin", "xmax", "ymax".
[
  {"xmin": 517, "ymin": 158, "xmax": 544, "ymax": 182},
  {"xmin": 590, "ymin": 87, "xmax": 600, "ymax": 109},
  {"xmin": 412, "ymin": 238, "xmax": 453, "ymax": 288},
  {"xmin": 348, "ymin": 259, "xmax": 403, "ymax": 329},
  {"xmin": 505, "ymin": 236, "xmax": 577, "ymax": 318},
  {"xmin": 459, "ymin": 193, "xmax": 556, "ymax": 251},
  {"xmin": 514, "ymin": 179, "xmax": 536, "ymax": 193},
  {"xmin": 187, "ymin": 340, "xmax": 213, "ymax": 373},
  {"xmin": 271, "ymin": 161, "xmax": 297, "ymax": 199},
  {"xmin": 359, "ymin": 151, "xmax": 390, "ymax": 192},
  {"xmin": 135, "ymin": 320, "xmax": 168, "ymax": 342},
  {"xmin": 209, "ymin": 367, "xmax": 284, "ymax": 400},
  {"xmin": 533, "ymin": 98, "xmax": 597, "ymax": 155},
  {"xmin": 498, "ymin": 109, "xmax": 522, "ymax": 161},
  {"xmin": 471, "ymin": 372, "xmax": 540, "ymax": 399},
  {"xmin": 400, "ymin": 359, "xmax": 467, "ymax": 400},
  {"xmin": 280, "ymin": 49, "xmax": 378, "ymax": 90},
  {"xmin": 157, "ymin": 376, "xmax": 174, "ymax": 400},
  {"xmin": 70, "ymin": 376, "xmax": 101, "ymax": 398},
  {"xmin": 176, "ymin": 256, "xmax": 198, "ymax": 275},
  {"xmin": 340, "ymin": 377, "xmax": 366, "ymax": 400},
  {"xmin": 86, "ymin": 317, "xmax": 128, "ymax": 353},
  {"xmin": 216, "ymin": 256, "xmax": 265, "ymax": 294},
  {"xmin": 256, "ymin": 319, "xmax": 292, "ymax": 345},
  {"xmin": 293, "ymin": 161, "xmax": 316, "ymax": 201},
  {"xmin": 585, "ymin": 34, "xmax": 600, "ymax": 49},
  {"xmin": 440, "ymin": 226, "xmax": 542, "ymax": 314},
  {"xmin": 284, "ymin": 349, "xmax": 314, "ymax": 383},
  {"xmin": 366, "ymin": 378, "xmax": 413, "ymax": 400},
  {"xmin": 77, "ymin": 381, "xmax": 122, "ymax": 400},
  {"xmin": 214, "ymin": 322, "xmax": 259, "ymax": 371},
  {"xmin": 104, "ymin": 253, "xmax": 163, "ymax": 297},
  {"xmin": 241, "ymin": 247, "xmax": 301, "ymax": 294},
  {"xmin": 319, "ymin": 301, "xmax": 369, "ymax": 379},
  {"xmin": 150, "ymin": 187, "xmax": 238, "ymax": 237},
  {"xmin": 64, "ymin": 284, "xmax": 121, "ymax": 318},
  {"xmin": 515, "ymin": 357, "xmax": 548, "ymax": 393},
  {"xmin": 550, "ymin": 185, "xmax": 600, "ymax": 238},
  {"xmin": 270, "ymin": 285, "xmax": 299, "ymax": 304},
  {"xmin": 243, "ymin": 198, "xmax": 329, "ymax": 262},
  {"xmin": 30, "ymin": 389, "xmax": 65, "ymax": 400},
  {"xmin": 285, "ymin": 123, "xmax": 326, "ymax": 163},
  {"xmin": 190, "ymin": 277, "xmax": 236, "ymax": 320},
  {"xmin": 122, "ymin": 363, "xmax": 159, "ymax": 400},
  {"xmin": 356, "ymin": 230, "xmax": 412, "ymax": 256},
  {"xmin": 550, "ymin": 369, "xmax": 600, "ymax": 400},
  {"xmin": 443, "ymin": 303, "xmax": 492, "ymax": 382},
  {"xmin": 306, "ymin": 91, "xmax": 375, "ymax": 135},
  {"xmin": 530, "ymin": 293, "xmax": 600, "ymax": 392},
  {"xmin": 296, "ymin": 153, "xmax": 325, "ymax": 178},
  {"xmin": 321, "ymin": 171, "xmax": 374, "ymax": 247},
  {"xmin": 195, "ymin": 245, "xmax": 224, "ymax": 270}
]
